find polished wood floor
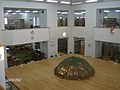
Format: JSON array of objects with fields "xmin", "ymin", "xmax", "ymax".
[{"xmin": 6, "ymin": 54, "xmax": 120, "ymax": 90}]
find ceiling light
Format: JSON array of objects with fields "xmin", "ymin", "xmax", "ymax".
[
  {"xmin": 104, "ymin": 10, "xmax": 109, "ymax": 13},
  {"xmin": 63, "ymin": 32, "xmax": 67, "ymax": 37},
  {"xmin": 76, "ymin": 17, "xmax": 79, "ymax": 19},
  {"xmin": 25, "ymin": 10, "xmax": 30, "ymax": 13},
  {"xmin": 60, "ymin": 1, "xmax": 70, "ymax": 4},
  {"xmin": 115, "ymin": 10, "xmax": 120, "ymax": 13},
  {"xmin": 72, "ymin": 2, "xmax": 82, "ymax": 5},
  {"xmin": 81, "ymin": 11, "xmax": 86, "ymax": 14},
  {"xmin": 47, "ymin": 0, "xmax": 58, "ymax": 3},
  {"xmin": 16, "ymin": 10, "xmax": 21, "ymax": 13},
  {"xmin": 104, "ymin": 16, "xmax": 108, "ymax": 18},
  {"xmin": 12, "ymin": 13, "xmax": 16, "ymax": 15},
  {"xmin": 20, "ymin": 13, "xmax": 24, "ymax": 14},
  {"xmin": 33, "ymin": 0, "xmax": 44, "ymax": 1},
  {"xmin": 5, "ymin": 13, "xmax": 9, "ymax": 15},
  {"xmin": 57, "ymin": 11, "xmax": 61, "ymax": 14},
  {"xmin": 59, "ymin": 17, "xmax": 62, "ymax": 19},
  {"xmin": 7, "ymin": 10, "xmax": 12, "ymax": 12},
  {"xmin": 61, "ymin": 12, "xmax": 68, "ymax": 14},
  {"xmin": 74, "ymin": 12, "xmax": 82, "ymax": 15},
  {"xmin": 33, "ymin": 11, "xmax": 38, "ymax": 13},
  {"xmin": 86, "ymin": 0, "xmax": 98, "ymax": 3}
]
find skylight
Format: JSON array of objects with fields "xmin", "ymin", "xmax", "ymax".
[
  {"xmin": 60, "ymin": 1, "xmax": 70, "ymax": 4},
  {"xmin": 72, "ymin": 2, "xmax": 82, "ymax": 5},
  {"xmin": 86, "ymin": 0, "xmax": 98, "ymax": 3},
  {"xmin": 47, "ymin": 0, "xmax": 58, "ymax": 3},
  {"xmin": 33, "ymin": 0, "xmax": 44, "ymax": 1}
]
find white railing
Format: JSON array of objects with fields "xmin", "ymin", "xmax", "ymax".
[
  {"xmin": 94, "ymin": 27, "xmax": 120, "ymax": 43},
  {"xmin": 2, "ymin": 28, "xmax": 50, "ymax": 45}
]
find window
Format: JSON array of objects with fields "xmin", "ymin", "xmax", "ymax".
[
  {"xmin": 57, "ymin": 10, "xmax": 68, "ymax": 27},
  {"xmin": 74, "ymin": 10, "xmax": 86, "ymax": 26},
  {"xmin": 96, "ymin": 8, "xmax": 120, "ymax": 28}
]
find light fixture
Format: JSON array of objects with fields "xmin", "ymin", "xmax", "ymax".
[
  {"xmin": 25, "ymin": 10, "xmax": 30, "ymax": 13},
  {"xmin": 16, "ymin": 10, "xmax": 21, "ymax": 13},
  {"xmin": 12, "ymin": 13, "xmax": 16, "ymax": 15},
  {"xmin": 115, "ymin": 10, "xmax": 120, "ymax": 13},
  {"xmin": 5, "ymin": 13, "xmax": 9, "ymax": 15},
  {"xmin": 72, "ymin": 2, "xmax": 82, "ymax": 5},
  {"xmin": 33, "ymin": 11, "xmax": 38, "ymax": 13},
  {"xmin": 57, "ymin": 11, "xmax": 61, "ymax": 14},
  {"xmin": 111, "ymin": 26, "xmax": 115, "ymax": 34},
  {"xmin": 59, "ymin": 17, "xmax": 62, "ymax": 19},
  {"xmin": 7, "ymin": 10, "xmax": 12, "ymax": 12},
  {"xmin": 104, "ymin": 10, "xmax": 109, "ymax": 13},
  {"xmin": 104, "ymin": 16, "xmax": 108, "ymax": 18},
  {"xmin": 60, "ymin": 1, "xmax": 70, "ymax": 4},
  {"xmin": 33, "ymin": 0, "xmax": 44, "ymax": 1},
  {"xmin": 81, "ymin": 11, "xmax": 86, "ymax": 14},
  {"xmin": 61, "ymin": 12, "xmax": 68, "ymax": 14},
  {"xmin": 20, "ymin": 13, "xmax": 24, "ymax": 15},
  {"xmin": 47, "ymin": 0, "xmax": 58, "ymax": 3},
  {"xmin": 63, "ymin": 32, "xmax": 67, "ymax": 37},
  {"xmin": 74, "ymin": 12, "xmax": 82, "ymax": 15},
  {"xmin": 86, "ymin": 0, "xmax": 98, "ymax": 3}
]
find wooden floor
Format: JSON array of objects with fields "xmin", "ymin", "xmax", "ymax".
[
  {"xmin": 0, "ymin": 85, "xmax": 4, "ymax": 90},
  {"xmin": 6, "ymin": 54, "xmax": 120, "ymax": 90}
]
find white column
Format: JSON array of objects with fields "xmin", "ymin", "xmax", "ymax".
[
  {"xmin": 32, "ymin": 43, "xmax": 35, "ymax": 50},
  {"xmin": 0, "ymin": 45, "xmax": 6, "ymax": 89}
]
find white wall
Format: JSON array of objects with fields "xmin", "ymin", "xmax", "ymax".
[{"xmin": 39, "ymin": 10, "xmax": 47, "ymax": 27}]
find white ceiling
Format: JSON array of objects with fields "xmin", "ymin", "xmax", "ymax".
[{"xmin": 5, "ymin": 0, "xmax": 120, "ymax": 5}]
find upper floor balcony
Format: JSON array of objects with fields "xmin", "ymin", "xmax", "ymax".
[
  {"xmin": 94, "ymin": 27, "xmax": 120, "ymax": 43},
  {"xmin": 1, "ymin": 28, "xmax": 50, "ymax": 45}
]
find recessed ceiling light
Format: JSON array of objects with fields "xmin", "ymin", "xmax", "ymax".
[
  {"xmin": 86, "ymin": 0, "xmax": 98, "ymax": 3},
  {"xmin": 5, "ymin": 13, "xmax": 9, "ymax": 15},
  {"xmin": 16, "ymin": 10, "xmax": 21, "ymax": 13},
  {"xmin": 61, "ymin": 12, "xmax": 68, "ymax": 14},
  {"xmin": 74, "ymin": 12, "xmax": 82, "ymax": 15},
  {"xmin": 57, "ymin": 11, "xmax": 61, "ymax": 14},
  {"xmin": 104, "ymin": 16, "xmax": 108, "ymax": 18},
  {"xmin": 81, "ymin": 11, "xmax": 86, "ymax": 14},
  {"xmin": 33, "ymin": 11, "xmax": 38, "ymax": 13},
  {"xmin": 104, "ymin": 10, "xmax": 109, "ymax": 13},
  {"xmin": 25, "ymin": 10, "xmax": 30, "ymax": 13},
  {"xmin": 20, "ymin": 13, "xmax": 24, "ymax": 14},
  {"xmin": 115, "ymin": 10, "xmax": 120, "ymax": 13},
  {"xmin": 47, "ymin": 0, "xmax": 58, "ymax": 3},
  {"xmin": 72, "ymin": 2, "xmax": 82, "ymax": 5},
  {"xmin": 60, "ymin": 1, "xmax": 70, "ymax": 4},
  {"xmin": 33, "ymin": 0, "xmax": 44, "ymax": 1},
  {"xmin": 12, "ymin": 13, "xmax": 16, "ymax": 15},
  {"xmin": 7, "ymin": 10, "xmax": 12, "ymax": 12}
]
